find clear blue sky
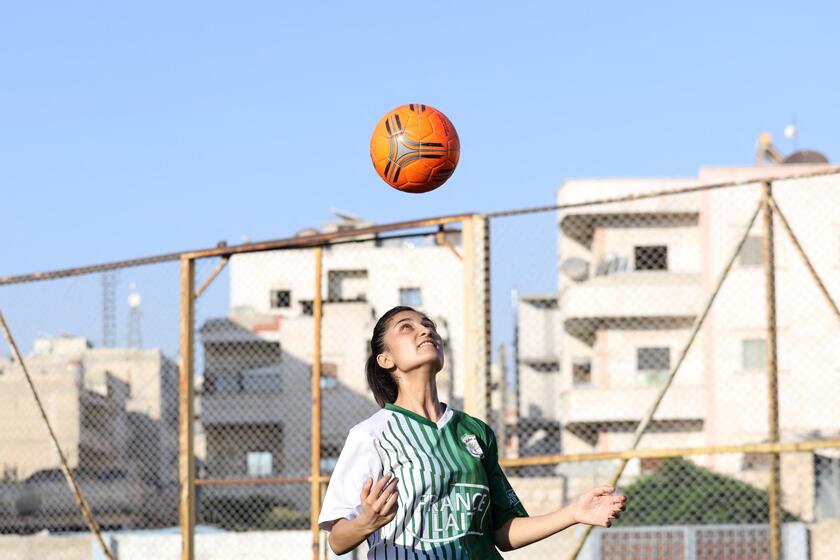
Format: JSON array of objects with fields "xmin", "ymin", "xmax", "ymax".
[
  {"xmin": 2, "ymin": 1, "xmax": 837, "ymax": 272},
  {"xmin": 1, "ymin": 2, "xmax": 838, "ymax": 355}
]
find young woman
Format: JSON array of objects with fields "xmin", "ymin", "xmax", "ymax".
[{"xmin": 318, "ymin": 306, "xmax": 627, "ymax": 558}]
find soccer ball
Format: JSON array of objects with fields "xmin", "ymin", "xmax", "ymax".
[{"xmin": 370, "ymin": 104, "xmax": 460, "ymax": 193}]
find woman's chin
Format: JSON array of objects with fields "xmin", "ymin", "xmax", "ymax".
[{"xmin": 408, "ymin": 356, "xmax": 444, "ymax": 373}]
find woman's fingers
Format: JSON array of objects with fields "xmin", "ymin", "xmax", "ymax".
[
  {"xmin": 373, "ymin": 477, "xmax": 399, "ymax": 511},
  {"xmin": 360, "ymin": 477, "xmax": 373, "ymax": 500},
  {"xmin": 371, "ymin": 473, "xmax": 393, "ymax": 495},
  {"xmin": 592, "ymin": 485, "xmax": 615, "ymax": 496},
  {"xmin": 383, "ymin": 488, "xmax": 399, "ymax": 515}
]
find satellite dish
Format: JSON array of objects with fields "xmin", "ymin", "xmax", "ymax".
[
  {"xmin": 560, "ymin": 257, "xmax": 589, "ymax": 281},
  {"xmin": 782, "ymin": 150, "xmax": 829, "ymax": 164}
]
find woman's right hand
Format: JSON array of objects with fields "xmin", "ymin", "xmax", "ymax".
[{"xmin": 357, "ymin": 473, "xmax": 399, "ymax": 532}]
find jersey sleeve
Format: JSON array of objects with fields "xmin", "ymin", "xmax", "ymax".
[
  {"xmin": 317, "ymin": 428, "xmax": 383, "ymax": 531},
  {"xmin": 483, "ymin": 425, "xmax": 528, "ymax": 531}
]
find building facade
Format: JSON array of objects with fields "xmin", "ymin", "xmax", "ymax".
[
  {"xmin": 516, "ymin": 164, "xmax": 840, "ymax": 521},
  {"xmin": 0, "ymin": 336, "xmax": 179, "ymax": 530}
]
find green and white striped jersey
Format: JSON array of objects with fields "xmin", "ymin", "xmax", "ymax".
[{"xmin": 318, "ymin": 403, "xmax": 528, "ymax": 559}]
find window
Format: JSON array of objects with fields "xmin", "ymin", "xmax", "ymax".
[
  {"xmin": 640, "ymin": 458, "xmax": 664, "ymax": 474},
  {"xmin": 243, "ymin": 368, "xmax": 282, "ymax": 394},
  {"xmin": 270, "ymin": 290, "xmax": 291, "ymax": 309},
  {"xmin": 320, "ymin": 363, "xmax": 338, "ymax": 389},
  {"xmin": 742, "ymin": 339, "xmax": 767, "ymax": 370},
  {"xmin": 321, "ymin": 443, "xmax": 342, "ymax": 474},
  {"xmin": 634, "ymin": 245, "xmax": 668, "ymax": 271},
  {"xmin": 528, "ymin": 297, "xmax": 559, "ymax": 309},
  {"xmin": 328, "ymin": 270, "xmax": 368, "ymax": 302},
  {"xmin": 399, "ymin": 287, "xmax": 422, "ymax": 307},
  {"xmin": 572, "ymin": 358, "xmax": 592, "ymax": 385},
  {"xmin": 742, "ymin": 451, "xmax": 770, "ymax": 471},
  {"xmin": 246, "ymin": 451, "xmax": 273, "ymax": 477},
  {"xmin": 529, "ymin": 361, "xmax": 559, "ymax": 373},
  {"xmin": 739, "ymin": 236, "xmax": 764, "ymax": 267},
  {"xmin": 815, "ymin": 454, "xmax": 840, "ymax": 519},
  {"xmin": 637, "ymin": 347, "xmax": 670, "ymax": 384},
  {"xmin": 300, "ymin": 300, "xmax": 314, "ymax": 316}
]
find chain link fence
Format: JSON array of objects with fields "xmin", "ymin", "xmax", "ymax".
[
  {"xmin": 492, "ymin": 169, "xmax": 840, "ymax": 560},
  {"xmin": 1, "ymin": 168, "xmax": 839, "ymax": 559},
  {"xmin": 0, "ymin": 261, "xmax": 182, "ymax": 556},
  {"xmin": 188, "ymin": 217, "xmax": 481, "ymax": 559}
]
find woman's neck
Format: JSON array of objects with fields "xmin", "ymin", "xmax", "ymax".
[{"xmin": 393, "ymin": 370, "xmax": 444, "ymax": 422}]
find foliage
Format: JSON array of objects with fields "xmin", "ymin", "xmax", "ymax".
[{"xmin": 615, "ymin": 457, "xmax": 798, "ymax": 526}]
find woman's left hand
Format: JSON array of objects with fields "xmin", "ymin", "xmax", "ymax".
[{"xmin": 572, "ymin": 486, "xmax": 627, "ymax": 528}]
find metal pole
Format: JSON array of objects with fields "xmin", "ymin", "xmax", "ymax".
[
  {"xmin": 194, "ymin": 256, "xmax": 230, "ymax": 300},
  {"xmin": 311, "ymin": 247, "xmax": 324, "ymax": 560},
  {"xmin": 770, "ymin": 197, "xmax": 840, "ymax": 325},
  {"xmin": 482, "ymin": 216, "xmax": 493, "ymax": 421},
  {"xmin": 179, "ymin": 257, "xmax": 196, "ymax": 560},
  {"xmin": 498, "ymin": 343, "xmax": 507, "ymax": 455},
  {"xmin": 762, "ymin": 181, "xmax": 783, "ymax": 560},
  {"xmin": 462, "ymin": 217, "xmax": 478, "ymax": 416},
  {"xmin": 498, "ymin": 438, "xmax": 840, "ymax": 468},
  {"xmin": 0, "ymin": 312, "xmax": 116, "ymax": 560}
]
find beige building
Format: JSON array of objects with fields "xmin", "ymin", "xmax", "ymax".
[
  {"xmin": 199, "ymin": 215, "xmax": 465, "ymax": 511},
  {"xmin": 517, "ymin": 163, "xmax": 840, "ymax": 522},
  {"xmin": 0, "ymin": 336, "xmax": 179, "ymax": 530}
]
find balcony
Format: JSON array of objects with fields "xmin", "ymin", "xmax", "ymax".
[
  {"xmin": 559, "ymin": 210, "xmax": 700, "ymax": 249},
  {"xmin": 562, "ymin": 272, "xmax": 701, "ymax": 344},
  {"xmin": 561, "ymin": 384, "xmax": 706, "ymax": 443},
  {"xmin": 201, "ymin": 393, "xmax": 287, "ymax": 425}
]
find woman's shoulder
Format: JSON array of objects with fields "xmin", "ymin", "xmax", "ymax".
[
  {"xmin": 449, "ymin": 408, "xmax": 494, "ymax": 439},
  {"xmin": 346, "ymin": 407, "xmax": 393, "ymax": 440}
]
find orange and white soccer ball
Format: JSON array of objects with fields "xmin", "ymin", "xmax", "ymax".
[{"xmin": 369, "ymin": 104, "xmax": 460, "ymax": 193}]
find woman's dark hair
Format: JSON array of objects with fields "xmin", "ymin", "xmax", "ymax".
[{"xmin": 366, "ymin": 306, "xmax": 417, "ymax": 407}]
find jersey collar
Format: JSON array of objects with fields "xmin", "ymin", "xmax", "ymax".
[{"xmin": 385, "ymin": 402, "xmax": 454, "ymax": 430}]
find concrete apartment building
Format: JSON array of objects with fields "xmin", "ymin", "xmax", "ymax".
[
  {"xmin": 0, "ymin": 337, "xmax": 179, "ymax": 530},
  {"xmin": 199, "ymin": 215, "xmax": 464, "ymax": 510},
  {"xmin": 516, "ymin": 163, "xmax": 840, "ymax": 522}
]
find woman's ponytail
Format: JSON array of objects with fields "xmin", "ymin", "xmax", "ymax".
[{"xmin": 365, "ymin": 306, "xmax": 415, "ymax": 407}]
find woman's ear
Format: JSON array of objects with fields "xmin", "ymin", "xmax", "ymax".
[{"xmin": 376, "ymin": 352, "xmax": 394, "ymax": 370}]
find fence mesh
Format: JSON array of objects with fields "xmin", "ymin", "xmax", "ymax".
[
  {"xmin": 1, "ymin": 171, "xmax": 840, "ymax": 560},
  {"xmin": 491, "ymin": 174, "xmax": 840, "ymax": 559},
  {"xmin": 0, "ymin": 262, "xmax": 181, "ymax": 540}
]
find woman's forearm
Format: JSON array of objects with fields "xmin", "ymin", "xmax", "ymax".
[
  {"xmin": 329, "ymin": 517, "xmax": 375, "ymax": 555},
  {"xmin": 494, "ymin": 505, "xmax": 577, "ymax": 551}
]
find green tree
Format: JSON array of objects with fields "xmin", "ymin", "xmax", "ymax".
[{"xmin": 616, "ymin": 457, "xmax": 797, "ymax": 526}]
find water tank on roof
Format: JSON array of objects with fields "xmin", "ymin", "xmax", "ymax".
[{"xmin": 783, "ymin": 150, "xmax": 829, "ymax": 164}]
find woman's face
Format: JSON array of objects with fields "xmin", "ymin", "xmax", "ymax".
[{"xmin": 377, "ymin": 310, "xmax": 444, "ymax": 374}]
